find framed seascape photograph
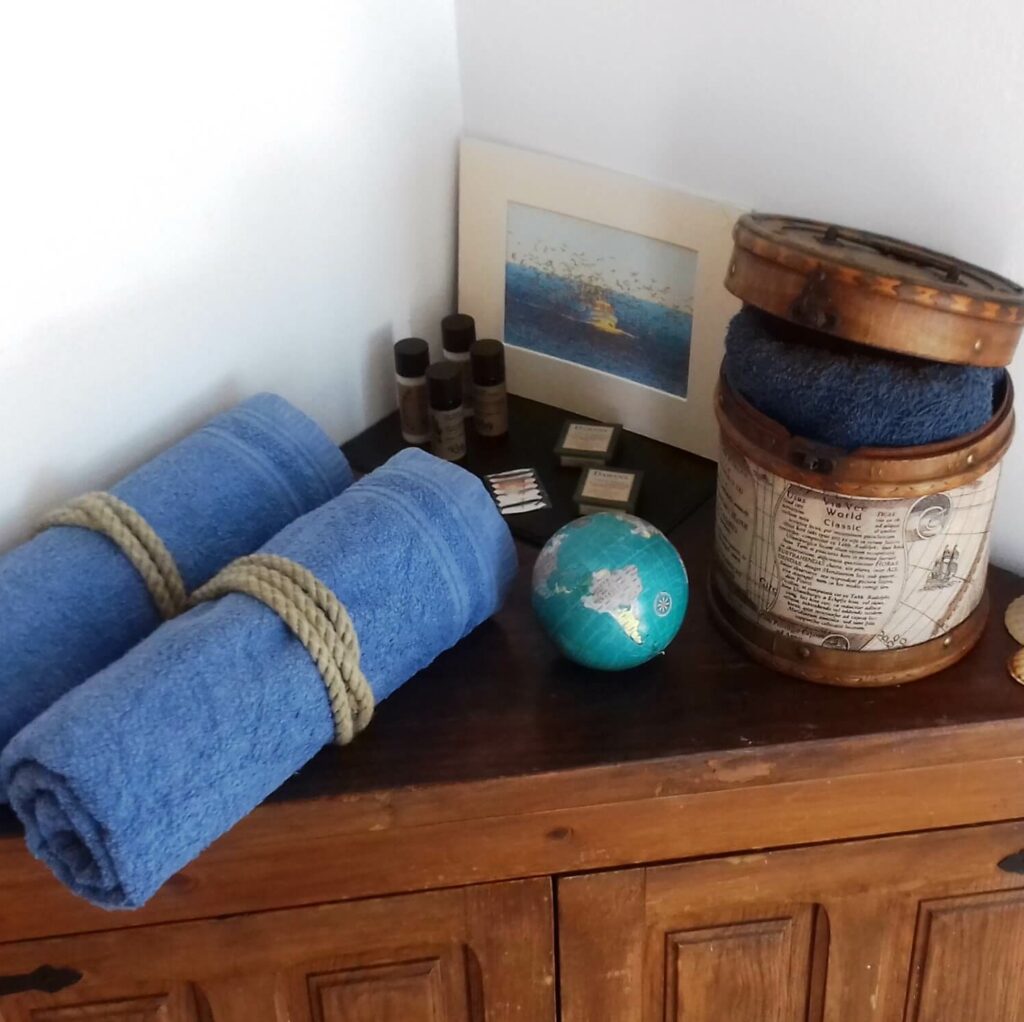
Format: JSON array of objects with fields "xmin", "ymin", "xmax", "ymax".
[{"xmin": 457, "ymin": 139, "xmax": 742, "ymax": 460}]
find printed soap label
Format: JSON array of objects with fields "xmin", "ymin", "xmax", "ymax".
[
  {"xmin": 580, "ymin": 468, "xmax": 636, "ymax": 503},
  {"xmin": 563, "ymin": 423, "xmax": 616, "ymax": 454},
  {"xmin": 715, "ymin": 442, "xmax": 998, "ymax": 650}
]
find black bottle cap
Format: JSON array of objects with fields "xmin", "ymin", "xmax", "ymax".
[
  {"xmin": 441, "ymin": 313, "xmax": 476, "ymax": 354},
  {"xmin": 394, "ymin": 337, "xmax": 429, "ymax": 378},
  {"xmin": 427, "ymin": 361, "xmax": 463, "ymax": 410},
  {"xmin": 471, "ymin": 338, "xmax": 505, "ymax": 385}
]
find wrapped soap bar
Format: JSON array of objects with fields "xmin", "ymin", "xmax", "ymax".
[
  {"xmin": 554, "ymin": 421, "xmax": 621, "ymax": 468},
  {"xmin": 574, "ymin": 466, "xmax": 642, "ymax": 516}
]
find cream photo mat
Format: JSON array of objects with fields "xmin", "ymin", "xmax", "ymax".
[{"xmin": 457, "ymin": 139, "xmax": 742, "ymax": 461}]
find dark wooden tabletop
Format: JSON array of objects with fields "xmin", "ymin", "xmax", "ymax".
[
  {"xmin": 3, "ymin": 497, "xmax": 1023, "ymax": 839},
  {"xmin": 269, "ymin": 497, "xmax": 1024, "ymax": 803},
  {"xmin": 5, "ymin": 496, "xmax": 1024, "ymax": 939},
  {"xmin": 342, "ymin": 395, "xmax": 716, "ymax": 546}
]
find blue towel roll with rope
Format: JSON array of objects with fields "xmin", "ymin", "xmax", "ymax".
[
  {"xmin": 0, "ymin": 393, "xmax": 352, "ymax": 800},
  {"xmin": 2, "ymin": 448, "xmax": 517, "ymax": 909}
]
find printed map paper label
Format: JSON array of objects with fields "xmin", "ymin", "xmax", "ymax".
[{"xmin": 715, "ymin": 442, "xmax": 998, "ymax": 651}]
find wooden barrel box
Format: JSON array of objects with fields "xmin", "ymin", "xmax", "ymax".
[{"xmin": 711, "ymin": 214, "xmax": 1023, "ymax": 686}]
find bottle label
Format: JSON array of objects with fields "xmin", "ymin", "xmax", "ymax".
[
  {"xmin": 430, "ymin": 405, "xmax": 467, "ymax": 461},
  {"xmin": 396, "ymin": 378, "xmax": 430, "ymax": 443},
  {"xmin": 473, "ymin": 382, "xmax": 508, "ymax": 436}
]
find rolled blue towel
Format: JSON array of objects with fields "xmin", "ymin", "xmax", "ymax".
[
  {"xmin": 1, "ymin": 448, "xmax": 517, "ymax": 909},
  {"xmin": 0, "ymin": 393, "xmax": 352, "ymax": 796},
  {"xmin": 724, "ymin": 306, "xmax": 1004, "ymax": 449}
]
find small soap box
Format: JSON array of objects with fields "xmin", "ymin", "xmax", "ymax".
[
  {"xmin": 574, "ymin": 466, "xmax": 643, "ymax": 516},
  {"xmin": 554, "ymin": 420, "xmax": 622, "ymax": 468}
]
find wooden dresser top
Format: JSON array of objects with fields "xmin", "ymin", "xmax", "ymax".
[
  {"xmin": 266, "ymin": 498, "xmax": 1024, "ymax": 804},
  {"xmin": 4, "ymin": 496, "xmax": 1024, "ymax": 940},
  {"xmin": 5, "ymin": 497, "xmax": 1024, "ymax": 827}
]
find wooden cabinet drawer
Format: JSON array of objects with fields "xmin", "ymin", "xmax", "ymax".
[
  {"xmin": 0, "ymin": 878, "xmax": 554, "ymax": 1022},
  {"xmin": 559, "ymin": 819, "xmax": 1024, "ymax": 1022}
]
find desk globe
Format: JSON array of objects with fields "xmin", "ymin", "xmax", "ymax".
[{"xmin": 531, "ymin": 512, "xmax": 688, "ymax": 670}]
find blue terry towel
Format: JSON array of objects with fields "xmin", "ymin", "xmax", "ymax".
[
  {"xmin": 724, "ymin": 306, "xmax": 1004, "ymax": 449},
  {"xmin": 1, "ymin": 448, "xmax": 517, "ymax": 909},
  {"xmin": 0, "ymin": 393, "xmax": 352, "ymax": 796}
]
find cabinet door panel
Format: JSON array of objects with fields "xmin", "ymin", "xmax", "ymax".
[
  {"xmin": 905, "ymin": 889, "xmax": 1024, "ymax": 1022},
  {"xmin": 0, "ymin": 878, "xmax": 554, "ymax": 1022},
  {"xmin": 300, "ymin": 953, "xmax": 464, "ymax": 1022},
  {"xmin": 0, "ymin": 985, "xmax": 201, "ymax": 1022},
  {"xmin": 662, "ymin": 909, "xmax": 820, "ymax": 1022},
  {"xmin": 560, "ymin": 820, "xmax": 1024, "ymax": 1022},
  {"xmin": 560, "ymin": 871, "xmax": 827, "ymax": 1022}
]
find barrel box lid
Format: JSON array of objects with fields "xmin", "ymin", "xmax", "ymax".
[{"xmin": 725, "ymin": 214, "xmax": 1024, "ymax": 367}]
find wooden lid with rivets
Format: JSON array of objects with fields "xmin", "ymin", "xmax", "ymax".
[{"xmin": 726, "ymin": 214, "xmax": 1024, "ymax": 366}]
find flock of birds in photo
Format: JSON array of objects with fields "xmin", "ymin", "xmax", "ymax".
[{"xmin": 507, "ymin": 238, "xmax": 692, "ymax": 315}]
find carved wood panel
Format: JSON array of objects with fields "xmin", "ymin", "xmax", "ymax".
[
  {"xmin": 303, "ymin": 955, "xmax": 460, "ymax": 1022},
  {"xmin": 0, "ymin": 879, "xmax": 553, "ymax": 1022},
  {"xmin": 2, "ymin": 988, "xmax": 195, "ymax": 1022},
  {"xmin": 664, "ymin": 912, "xmax": 820, "ymax": 1022},
  {"xmin": 32, "ymin": 1002, "xmax": 171, "ymax": 1022},
  {"xmin": 559, "ymin": 869, "xmax": 827, "ymax": 1022},
  {"xmin": 286, "ymin": 945, "xmax": 471, "ymax": 1022},
  {"xmin": 905, "ymin": 889, "xmax": 1024, "ymax": 1021}
]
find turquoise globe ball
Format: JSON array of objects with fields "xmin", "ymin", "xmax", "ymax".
[{"xmin": 531, "ymin": 512, "xmax": 688, "ymax": 671}]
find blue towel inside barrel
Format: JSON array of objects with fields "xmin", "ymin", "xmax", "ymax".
[
  {"xmin": 0, "ymin": 393, "xmax": 352, "ymax": 795},
  {"xmin": 1, "ymin": 448, "xmax": 517, "ymax": 909},
  {"xmin": 724, "ymin": 306, "xmax": 1004, "ymax": 449}
]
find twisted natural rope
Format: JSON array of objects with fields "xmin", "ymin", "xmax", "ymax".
[
  {"xmin": 39, "ymin": 492, "xmax": 188, "ymax": 619},
  {"xmin": 190, "ymin": 554, "xmax": 374, "ymax": 745}
]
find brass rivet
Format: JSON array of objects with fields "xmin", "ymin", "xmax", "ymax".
[
  {"xmin": 966, "ymin": 452, "xmax": 976, "ymax": 466},
  {"xmin": 974, "ymin": 338, "xmax": 984, "ymax": 352},
  {"xmin": 799, "ymin": 646, "xmax": 811, "ymax": 659},
  {"xmin": 729, "ymin": 261, "xmax": 737, "ymax": 276},
  {"xmin": 943, "ymin": 636, "xmax": 953, "ymax": 648}
]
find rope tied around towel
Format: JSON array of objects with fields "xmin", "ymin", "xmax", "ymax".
[
  {"xmin": 190, "ymin": 554, "xmax": 374, "ymax": 745},
  {"xmin": 39, "ymin": 492, "xmax": 188, "ymax": 620}
]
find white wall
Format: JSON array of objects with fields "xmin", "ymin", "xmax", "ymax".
[
  {"xmin": 7, "ymin": 1, "xmax": 1024, "ymax": 567},
  {"xmin": 455, "ymin": 0, "xmax": 1024, "ymax": 570},
  {"xmin": 0, "ymin": 0, "xmax": 461, "ymax": 550}
]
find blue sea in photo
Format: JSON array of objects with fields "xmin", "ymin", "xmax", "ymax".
[{"xmin": 504, "ymin": 262, "xmax": 692, "ymax": 396}]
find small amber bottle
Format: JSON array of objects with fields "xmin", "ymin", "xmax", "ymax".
[
  {"xmin": 427, "ymin": 362, "xmax": 467, "ymax": 462},
  {"xmin": 471, "ymin": 339, "xmax": 508, "ymax": 438},
  {"xmin": 393, "ymin": 337, "xmax": 430, "ymax": 444}
]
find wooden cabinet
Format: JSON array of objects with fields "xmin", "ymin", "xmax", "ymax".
[
  {"xmin": 559, "ymin": 819, "xmax": 1024, "ymax": 1022},
  {"xmin": 10, "ymin": 827, "xmax": 1024, "ymax": 1022},
  {"xmin": 0, "ymin": 878, "xmax": 555, "ymax": 1022}
]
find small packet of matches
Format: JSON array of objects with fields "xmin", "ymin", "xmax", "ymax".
[{"xmin": 484, "ymin": 468, "xmax": 552, "ymax": 516}]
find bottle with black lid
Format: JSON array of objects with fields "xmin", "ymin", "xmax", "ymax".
[
  {"xmin": 470, "ymin": 338, "xmax": 508, "ymax": 438},
  {"xmin": 441, "ymin": 313, "xmax": 476, "ymax": 418},
  {"xmin": 393, "ymin": 337, "xmax": 430, "ymax": 444},
  {"xmin": 426, "ymin": 361, "xmax": 467, "ymax": 461}
]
